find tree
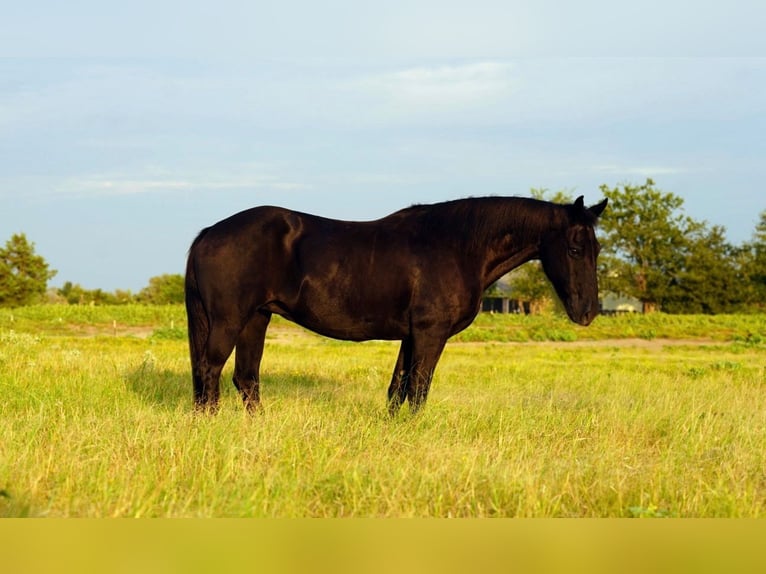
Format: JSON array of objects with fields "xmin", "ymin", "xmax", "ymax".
[
  {"xmin": 0, "ymin": 233, "xmax": 57, "ymax": 307},
  {"xmin": 661, "ymin": 223, "xmax": 746, "ymax": 314},
  {"xmin": 58, "ymin": 281, "xmax": 134, "ymax": 305},
  {"xmin": 137, "ymin": 274, "xmax": 185, "ymax": 304},
  {"xmin": 597, "ymin": 179, "xmax": 698, "ymax": 312},
  {"xmin": 58, "ymin": 281, "xmax": 88, "ymax": 305},
  {"xmin": 735, "ymin": 209, "xmax": 766, "ymax": 309},
  {"xmin": 505, "ymin": 263, "xmax": 553, "ymax": 314},
  {"xmin": 598, "ymin": 179, "xmax": 753, "ymax": 314}
]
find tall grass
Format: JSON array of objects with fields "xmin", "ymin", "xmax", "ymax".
[
  {"xmin": 2, "ymin": 304, "xmax": 764, "ymax": 342},
  {"xmin": 1, "ymin": 309, "xmax": 765, "ymax": 517}
]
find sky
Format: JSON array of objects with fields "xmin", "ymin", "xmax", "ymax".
[{"xmin": 2, "ymin": 2, "xmax": 765, "ymax": 292}]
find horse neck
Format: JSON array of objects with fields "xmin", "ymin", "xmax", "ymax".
[
  {"xmin": 412, "ymin": 197, "xmax": 558, "ymax": 289},
  {"xmin": 473, "ymin": 201, "xmax": 558, "ymax": 289},
  {"xmin": 480, "ymin": 231, "xmax": 542, "ymax": 290}
]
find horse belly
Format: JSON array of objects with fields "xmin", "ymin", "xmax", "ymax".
[
  {"xmin": 294, "ymin": 314, "xmax": 408, "ymax": 342},
  {"xmin": 286, "ymin": 275, "xmax": 411, "ymax": 341}
]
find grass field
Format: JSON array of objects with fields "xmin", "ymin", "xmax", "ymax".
[{"xmin": 1, "ymin": 305, "xmax": 765, "ymax": 517}]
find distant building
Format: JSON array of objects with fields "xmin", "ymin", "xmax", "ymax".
[
  {"xmin": 482, "ymin": 296, "xmax": 527, "ymax": 314},
  {"xmin": 600, "ymin": 292, "xmax": 643, "ymax": 314},
  {"xmin": 482, "ymin": 274, "xmax": 524, "ymax": 313}
]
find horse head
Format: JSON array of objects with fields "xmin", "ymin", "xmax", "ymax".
[{"xmin": 539, "ymin": 196, "xmax": 608, "ymax": 326}]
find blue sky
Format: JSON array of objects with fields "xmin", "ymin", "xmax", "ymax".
[{"xmin": 2, "ymin": 2, "xmax": 765, "ymax": 291}]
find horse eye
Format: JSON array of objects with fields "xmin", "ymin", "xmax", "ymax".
[{"xmin": 568, "ymin": 247, "xmax": 583, "ymax": 258}]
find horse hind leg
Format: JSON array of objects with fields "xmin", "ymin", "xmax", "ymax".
[
  {"xmin": 387, "ymin": 338, "xmax": 412, "ymax": 417},
  {"xmin": 193, "ymin": 322, "xmax": 239, "ymax": 413},
  {"xmin": 233, "ymin": 311, "xmax": 271, "ymax": 413},
  {"xmin": 194, "ymin": 360, "xmax": 224, "ymax": 413}
]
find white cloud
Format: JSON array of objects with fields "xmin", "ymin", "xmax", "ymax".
[
  {"xmin": 4, "ymin": 1, "xmax": 765, "ymax": 60},
  {"xmin": 590, "ymin": 165, "xmax": 687, "ymax": 177},
  {"xmin": 52, "ymin": 167, "xmax": 311, "ymax": 198},
  {"xmin": 355, "ymin": 62, "xmax": 516, "ymax": 113}
]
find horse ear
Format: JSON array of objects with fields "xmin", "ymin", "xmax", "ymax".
[
  {"xmin": 589, "ymin": 198, "xmax": 608, "ymax": 217},
  {"xmin": 574, "ymin": 196, "xmax": 585, "ymax": 210}
]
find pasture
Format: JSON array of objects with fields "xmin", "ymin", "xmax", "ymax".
[{"xmin": 1, "ymin": 306, "xmax": 765, "ymax": 517}]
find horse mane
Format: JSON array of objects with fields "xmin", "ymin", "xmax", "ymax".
[{"xmin": 398, "ymin": 196, "xmax": 568, "ymax": 251}]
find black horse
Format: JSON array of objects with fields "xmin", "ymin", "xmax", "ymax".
[{"xmin": 185, "ymin": 195, "xmax": 607, "ymax": 414}]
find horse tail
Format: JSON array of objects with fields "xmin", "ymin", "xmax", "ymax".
[{"xmin": 185, "ymin": 228, "xmax": 210, "ymax": 375}]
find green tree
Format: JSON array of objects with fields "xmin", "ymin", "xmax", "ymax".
[
  {"xmin": 58, "ymin": 281, "xmax": 134, "ymax": 305},
  {"xmin": 137, "ymin": 274, "xmax": 185, "ymax": 304},
  {"xmin": 662, "ymin": 223, "xmax": 746, "ymax": 314},
  {"xmin": 598, "ymin": 179, "xmax": 697, "ymax": 312},
  {"xmin": 58, "ymin": 281, "xmax": 88, "ymax": 305},
  {"xmin": 744, "ymin": 210, "xmax": 766, "ymax": 307},
  {"xmin": 0, "ymin": 233, "xmax": 57, "ymax": 307},
  {"xmin": 598, "ymin": 179, "xmax": 752, "ymax": 314}
]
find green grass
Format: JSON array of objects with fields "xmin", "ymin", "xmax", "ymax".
[
  {"xmin": 453, "ymin": 311, "xmax": 766, "ymax": 343},
  {"xmin": 1, "ymin": 306, "xmax": 765, "ymax": 517},
  {"xmin": 2, "ymin": 304, "xmax": 765, "ymax": 342}
]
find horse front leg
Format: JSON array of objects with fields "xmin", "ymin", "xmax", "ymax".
[
  {"xmin": 387, "ymin": 338, "xmax": 412, "ymax": 417},
  {"xmin": 406, "ymin": 332, "xmax": 448, "ymax": 414}
]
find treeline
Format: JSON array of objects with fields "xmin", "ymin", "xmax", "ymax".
[
  {"xmin": 0, "ymin": 233, "xmax": 185, "ymax": 307},
  {"xmin": 597, "ymin": 180, "xmax": 765, "ymax": 314},
  {"xmin": 52, "ymin": 274, "xmax": 185, "ymax": 306},
  {"xmin": 2, "ymin": 180, "xmax": 766, "ymax": 313}
]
